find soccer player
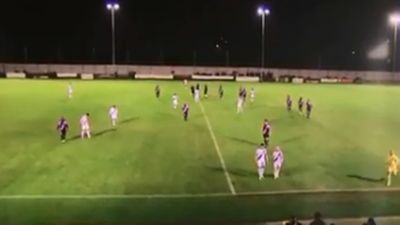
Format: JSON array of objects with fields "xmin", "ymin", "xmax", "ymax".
[
  {"xmin": 287, "ymin": 95, "xmax": 292, "ymax": 111},
  {"xmin": 387, "ymin": 150, "xmax": 399, "ymax": 186},
  {"xmin": 273, "ymin": 146, "xmax": 284, "ymax": 179},
  {"xmin": 255, "ymin": 143, "xmax": 268, "ymax": 180},
  {"xmin": 109, "ymin": 105, "xmax": 119, "ymax": 127},
  {"xmin": 80, "ymin": 113, "xmax": 91, "ymax": 139},
  {"xmin": 237, "ymin": 96, "xmax": 244, "ymax": 113},
  {"xmin": 155, "ymin": 85, "xmax": 160, "ymax": 98},
  {"xmin": 250, "ymin": 88, "xmax": 256, "ymax": 103},
  {"xmin": 194, "ymin": 88, "xmax": 200, "ymax": 102},
  {"xmin": 56, "ymin": 117, "xmax": 69, "ymax": 143},
  {"xmin": 67, "ymin": 82, "xmax": 73, "ymax": 99},
  {"xmin": 262, "ymin": 119, "xmax": 272, "ymax": 146},
  {"xmin": 172, "ymin": 93, "xmax": 179, "ymax": 109},
  {"xmin": 204, "ymin": 84, "xmax": 208, "ymax": 98},
  {"xmin": 182, "ymin": 103, "xmax": 189, "ymax": 121},
  {"xmin": 298, "ymin": 97, "xmax": 304, "ymax": 112},
  {"xmin": 218, "ymin": 84, "xmax": 224, "ymax": 99},
  {"xmin": 190, "ymin": 85, "xmax": 195, "ymax": 97},
  {"xmin": 238, "ymin": 86, "xmax": 243, "ymax": 96},
  {"xmin": 239, "ymin": 87, "xmax": 247, "ymax": 103},
  {"xmin": 306, "ymin": 99, "xmax": 313, "ymax": 119}
]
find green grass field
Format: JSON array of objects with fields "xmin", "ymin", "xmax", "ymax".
[{"xmin": 0, "ymin": 79, "xmax": 400, "ymax": 225}]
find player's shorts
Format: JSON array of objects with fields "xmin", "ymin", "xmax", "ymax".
[
  {"xmin": 388, "ymin": 167, "xmax": 398, "ymax": 176},
  {"xmin": 263, "ymin": 134, "xmax": 270, "ymax": 139},
  {"xmin": 81, "ymin": 124, "xmax": 90, "ymax": 131},
  {"xmin": 274, "ymin": 162, "xmax": 282, "ymax": 171},
  {"xmin": 111, "ymin": 115, "xmax": 118, "ymax": 120},
  {"xmin": 257, "ymin": 160, "xmax": 266, "ymax": 169},
  {"xmin": 173, "ymin": 100, "xmax": 178, "ymax": 105}
]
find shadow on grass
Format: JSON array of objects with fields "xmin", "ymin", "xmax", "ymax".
[
  {"xmin": 120, "ymin": 117, "xmax": 139, "ymax": 125},
  {"xmin": 280, "ymin": 135, "xmax": 304, "ymax": 145},
  {"xmin": 227, "ymin": 136, "xmax": 260, "ymax": 146},
  {"xmin": 94, "ymin": 128, "xmax": 116, "ymax": 137},
  {"xmin": 67, "ymin": 135, "xmax": 81, "ymax": 142},
  {"xmin": 346, "ymin": 174, "xmax": 385, "ymax": 183},
  {"xmin": 208, "ymin": 166, "xmax": 273, "ymax": 178}
]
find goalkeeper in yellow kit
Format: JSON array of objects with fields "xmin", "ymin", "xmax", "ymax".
[{"xmin": 387, "ymin": 150, "xmax": 399, "ymax": 186}]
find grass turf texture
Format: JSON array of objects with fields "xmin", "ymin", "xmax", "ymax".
[{"xmin": 0, "ymin": 80, "xmax": 400, "ymax": 224}]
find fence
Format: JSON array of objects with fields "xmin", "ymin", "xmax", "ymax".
[{"xmin": 1, "ymin": 63, "xmax": 399, "ymax": 83}]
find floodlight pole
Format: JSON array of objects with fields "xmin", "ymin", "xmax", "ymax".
[
  {"xmin": 393, "ymin": 24, "xmax": 398, "ymax": 72},
  {"xmin": 258, "ymin": 7, "xmax": 269, "ymax": 68},
  {"xmin": 107, "ymin": 3, "xmax": 119, "ymax": 65},
  {"xmin": 261, "ymin": 13, "xmax": 266, "ymax": 68},
  {"xmin": 111, "ymin": 8, "xmax": 116, "ymax": 65}
]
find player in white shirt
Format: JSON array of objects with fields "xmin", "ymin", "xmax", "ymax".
[
  {"xmin": 172, "ymin": 93, "xmax": 179, "ymax": 109},
  {"xmin": 250, "ymin": 88, "xmax": 255, "ymax": 103},
  {"xmin": 109, "ymin": 105, "xmax": 119, "ymax": 127},
  {"xmin": 255, "ymin": 143, "xmax": 268, "ymax": 180},
  {"xmin": 80, "ymin": 113, "xmax": 91, "ymax": 139},
  {"xmin": 272, "ymin": 146, "xmax": 284, "ymax": 179},
  {"xmin": 67, "ymin": 82, "xmax": 73, "ymax": 99},
  {"xmin": 194, "ymin": 89, "xmax": 200, "ymax": 103},
  {"xmin": 237, "ymin": 96, "xmax": 244, "ymax": 113}
]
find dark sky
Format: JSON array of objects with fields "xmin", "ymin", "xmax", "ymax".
[{"xmin": 0, "ymin": 0, "xmax": 398, "ymax": 70}]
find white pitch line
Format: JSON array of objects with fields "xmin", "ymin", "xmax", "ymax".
[
  {"xmin": 1, "ymin": 187, "xmax": 400, "ymax": 199},
  {"xmin": 198, "ymin": 101, "xmax": 236, "ymax": 195},
  {"xmin": 0, "ymin": 193, "xmax": 230, "ymax": 200}
]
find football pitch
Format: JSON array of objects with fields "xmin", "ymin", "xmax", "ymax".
[{"xmin": 1, "ymin": 79, "xmax": 400, "ymax": 224}]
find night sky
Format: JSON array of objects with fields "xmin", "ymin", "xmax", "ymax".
[{"xmin": 0, "ymin": 0, "xmax": 398, "ymax": 70}]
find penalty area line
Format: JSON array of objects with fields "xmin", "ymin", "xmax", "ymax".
[
  {"xmin": 1, "ymin": 187, "xmax": 400, "ymax": 199},
  {"xmin": 198, "ymin": 101, "xmax": 236, "ymax": 195}
]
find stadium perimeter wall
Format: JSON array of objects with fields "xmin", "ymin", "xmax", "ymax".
[{"xmin": 0, "ymin": 63, "xmax": 399, "ymax": 83}]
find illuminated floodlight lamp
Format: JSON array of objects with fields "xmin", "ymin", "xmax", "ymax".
[{"xmin": 390, "ymin": 14, "xmax": 400, "ymax": 26}]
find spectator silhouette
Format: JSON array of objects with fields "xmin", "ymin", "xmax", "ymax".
[
  {"xmin": 285, "ymin": 216, "xmax": 302, "ymax": 225},
  {"xmin": 309, "ymin": 212, "xmax": 326, "ymax": 225},
  {"xmin": 363, "ymin": 217, "xmax": 376, "ymax": 225}
]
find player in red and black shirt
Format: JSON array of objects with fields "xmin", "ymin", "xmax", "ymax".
[
  {"xmin": 286, "ymin": 95, "xmax": 292, "ymax": 111},
  {"xmin": 218, "ymin": 84, "xmax": 224, "ymax": 99},
  {"xmin": 155, "ymin": 85, "xmax": 160, "ymax": 98},
  {"xmin": 298, "ymin": 97, "xmax": 304, "ymax": 112},
  {"xmin": 261, "ymin": 119, "xmax": 272, "ymax": 146},
  {"xmin": 204, "ymin": 84, "xmax": 209, "ymax": 98},
  {"xmin": 57, "ymin": 117, "xmax": 69, "ymax": 143},
  {"xmin": 182, "ymin": 103, "xmax": 190, "ymax": 121},
  {"xmin": 239, "ymin": 87, "xmax": 247, "ymax": 102},
  {"xmin": 306, "ymin": 99, "xmax": 313, "ymax": 119},
  {"xmin": 190, "ymin": 85, "xmax": 195, "ymax": 97}
]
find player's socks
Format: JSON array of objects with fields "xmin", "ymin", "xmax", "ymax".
[
  {"xmin": 258, "ymin": 168, "xmax": 264, "ymax": 180},
  {"xmin": 387, "ymin": 174, "xmax": 391, "ymax": 186}
]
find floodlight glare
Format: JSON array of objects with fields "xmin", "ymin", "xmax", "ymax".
[
  {"xmin": 107, "ymin": 4, "xmax": 112, "ymax": 10},
  {"xmin": 114, "ymin": 4, "xmax": 120, "ymax": 10},
  {"xmin": 264, "ymin": 9, "xmax": 270, "ymax": 15},
  {"xmin": 390, "ymin": 14, "xmax": 400, "ymax": 25},
  {"xmin": 257, "ymin": 7, "xmax": 264, "ymax": 16}
]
